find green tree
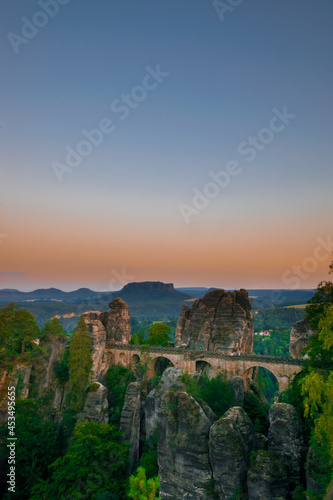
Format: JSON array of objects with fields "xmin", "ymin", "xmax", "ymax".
[
  {"xmin": 181, "ymin": 372, "xmax": 235, "ymax": 419},
  {"xmin": 68, "ymin": 316, "xmax": 93, "ymax": 411},
  {"xmin": 41, "ymin": 317, "xmax": 68, "ymax": 340},
  {"xmin": 0, "ymin": 303, "xmax": 40, "ymax": 365},
  {"xmin": 54, "ymin": 347, "xmax": 70, "ymax": 385},
  {"xmin": 0, "ymin": 399, "xmax": 59, "ymax": 500},
  {"xmin": 301, "ymin": 305, "xmax": 333, "ymax": 463},
  {"xmin": 305, "ymin": 274, "xmax": 333, "ymax": 331},
  {"xmin": 139, "ymin": 430, "xmax": 158, "ymax": 479},
  {"xmin": 30, "ymin": 422, "xmax": 129, "ymax": 500},
  {"xmin": 130, "ymin": 328, "xmax": 145, "ymax": 345},
  {"xmin": 146, "ymin": 323, "xmax": 171, "ymax": 347},
  {"xmin": 128, "ymin": 466, "xmax": 159, "ymax": 500},
  {"xmin": 105, "ymin": 364, "xmax": 136, "ymax": 426}
]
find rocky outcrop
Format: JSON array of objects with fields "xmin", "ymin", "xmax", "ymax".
[
  {"xmin": 33, "ymin": 333, "xmax": 67, "ymax": 397},
  {"xmin": 247, "ymin": 450, "xmax": 289, "ymax": 500},
  {"xmin": 175, "ymin": 289, "xmax": 254, "ymax": 353},
  {"xmin": 268, "ymin": 403, "xmax": 304, "ymax": 484},
  {"xmin": 82, "ymin": 313, "xmax": 109, "ymax": 381},
  {"xmin": 83, "ymin": 298, "xmax": 130, "ymax": 349},
  {"xmin": 103, "ymin": 297, "xmax": 131, "ymax": 344},
  {"xmin": 120, "ymin": 382, "xmax": 141, "ymax": 472},
  {"xmin": 289, "ymin": 318, "xmax": 316, "ymax": 359},
  {"xmin": 82, "ymin": 297, "xmax": 131, "ymax": 380},
  {"xmin": 158, "ymin": 390, "xmax": 212, "ymax": 499},
  {"xmin": 80, "ymin": 382, "xmax": 109, "ymax": 423},
  {"xmin": 209, "ymin": 407, "xmax": 254, "ymax": 499},
  {"xmin": 144, "ymin": 368, "xmax": 187, "ymax": 442}
]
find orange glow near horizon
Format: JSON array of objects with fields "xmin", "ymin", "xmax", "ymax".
[{"xmin": 1, "ymin": 207, "xmax": 331, "ymax": 291}]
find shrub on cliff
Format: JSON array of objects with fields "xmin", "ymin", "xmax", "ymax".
[{"xmin": 181, "ymin": 372, "xmax": 235, "ymax": 419}]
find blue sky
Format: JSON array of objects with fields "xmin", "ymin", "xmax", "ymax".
[{"xmin": 0, "ymin": 0, "xmax": 332, "ymax": 291}]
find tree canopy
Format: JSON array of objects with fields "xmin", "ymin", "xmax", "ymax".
[
  {"xmin": 30, "ymin": 422, "xmax": 129, "ymax": 500},
  {"xmin": 146, "ymin": 323, "xmax": 172, "ymax": 347},
  {"xmin": 68, "ymin": 316, "xmax": 93, "ymax": 411},
  {"xmin": 0, "ymin": 303, "xmax": 40, "ymax": 365}
]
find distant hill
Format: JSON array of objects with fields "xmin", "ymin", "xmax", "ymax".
[
  {"xmin": 175, "ymin": 287, "xmax": 216, "ymax": 298},
  {"xmin": 0, "ymin": 284, "xmax": 315, "ymax": 331},
  {"xmin": 113, "ymin": 281, "xmax": 191, "ymax": 321},
  {"xmin": 0, "ymin": 287, "xmax": 107, "ymax": 303},
  {"xmin": 117, "ymin": 281, "xmax": 190, "ymax": 300}
]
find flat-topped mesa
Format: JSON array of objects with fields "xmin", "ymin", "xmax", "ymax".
[{"xmin": 175, "ymin": 289, "xmax": 254, "ymax": 354}]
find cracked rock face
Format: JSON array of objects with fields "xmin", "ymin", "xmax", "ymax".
[
  {"xmin": 289, "ymin": 318, "xmax": 316, "ymax": 359},
  {"xmin": 103, "ymin": 297, "xmax": 131, "ymax": 344},
  {"xmin": 209, "ymin": 407, "xmax": 254, "ymax": 499},
  {"xmin": 247, "ymin": 450, "xmax": 289, "ymax": 500},
  {"xmin": 80, "ymin": 382, "xmax": 109, "ymax": 424},
  {"xmin": 82, "ymin": 297, "xmax": 131, "ymax": 381},
  {"xmin": 175, "ymin": 289, "xmax": 253, "ymax": 353},
  {"xmin": 119, "ymin": 382, "xmax": 141, "ymax": 472},
  {"xmin": 158, "ymin": 391, "xmax": 212, "ymax": 499},
  {"xmin": 268, "ymin": 403, "xmax": 305, "ymax": 483}
]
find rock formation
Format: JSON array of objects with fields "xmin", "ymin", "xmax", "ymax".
[
  {"xmin": 144, "ymin": 368, "xmax": 187, "ymax": 442},
  {"xmin": 102, "ymin": 297, "xmax": 131, "ymax": 344},
  {"xmin": 33, "ymin": 333, "xmax": 67, "ymax": 397},
  {"xmin": 82, "ymin": 297, "xmax": 131, "ymax": 380},
  {"xmin": 209, "ymin": 407, "xmax": 254, "ymax": 499},
  {"xmin": 80, "ymin": 382, "xmax": 109, "ymax": 423},
  {"xmin": 158, "ymin": 390, "xmax": 213, "ymax": 499},
  {"xmin": 119, "ymin": 382, "xmax": 142, "ymax": 472},
  {"xmin": 268, "ymin": 403, "xmax": 305, "ymax": 484},
  {"xmin": 175, "ymin": 289, "xmax": 254, "ymax": 353},
  {"xmin": 247, "ymin": 450, "xmax": 289, "ymax": 500},
  {"xmin": 289, "ymin": 318, "xmax": 316, "ymax": 359}
]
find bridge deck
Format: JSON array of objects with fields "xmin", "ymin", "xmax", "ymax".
[{"xmin": 105, "ymin": 342, "xmax": 303, "ymax": 366}]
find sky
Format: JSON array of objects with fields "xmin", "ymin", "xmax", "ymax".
[{"xmin": 0, "ymin": 0, "xmax": 332, "ymax": 292}]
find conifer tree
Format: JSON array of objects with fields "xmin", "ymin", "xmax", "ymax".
[{"xmin": 68, "ymin": 316, "xmax": 93, "ymax": 411}]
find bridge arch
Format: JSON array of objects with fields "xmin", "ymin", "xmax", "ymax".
[
  {"xmin": 118, "ymin": 352, "xmax": 126, "ymax": 366},
  {"xmin": 196, "ymin": 360, "xmax": 216, "ymax": 379},
  {"xmin": 131, "ymin": 354, "xmax": 140, "ymax": 369},
  {"xmin": 243, "ymin": 365, "xmax": 280, "ymax": 401},
  {"xmin": 150, "ymin": 356, "xmax": 175, "ymax": 377}
]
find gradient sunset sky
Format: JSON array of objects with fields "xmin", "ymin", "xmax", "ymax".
[{"xmin": 1, "ymin": 0, "xmax": 332, "ymax": 292}]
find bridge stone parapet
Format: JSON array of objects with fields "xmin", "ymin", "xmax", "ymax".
[{"xmin": 104, "ymin": 343, "xmax": 303, "ymax": 392}]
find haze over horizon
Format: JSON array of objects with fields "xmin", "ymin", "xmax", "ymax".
[{"xmin": 1, "ymin": 1, "xmax": 332, "ymax": 292}]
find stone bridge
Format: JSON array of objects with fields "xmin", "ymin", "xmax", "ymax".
[{"xmin": 105, "ymin": 343, "xmax": 303, "ymax": 393}]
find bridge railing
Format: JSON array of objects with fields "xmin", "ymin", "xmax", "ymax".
[{"xmin": 105, "ymin": 341, "xmax": 304, "ymax": 365}]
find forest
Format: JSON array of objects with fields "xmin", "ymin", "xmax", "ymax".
[{"xmin": 0, "ymin": 270, "xmax": 332, "ymax": 499}]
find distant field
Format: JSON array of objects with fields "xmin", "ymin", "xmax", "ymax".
[{"xmin": 284, "ymin": 304, "xmax": 307, "ymax": 309}]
